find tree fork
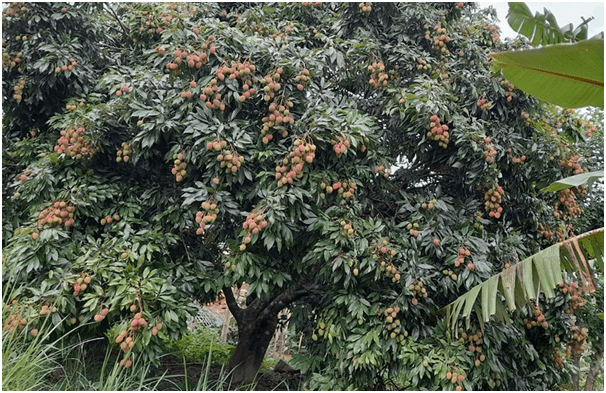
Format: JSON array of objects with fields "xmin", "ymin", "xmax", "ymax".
[{"xmin": 223, "ymin": 268, "xmax": 320, "ymax": 384}]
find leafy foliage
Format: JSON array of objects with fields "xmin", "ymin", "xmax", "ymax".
[{"xmin": 2, "ymin": 2, "xmax": 603, "ymax": 389}]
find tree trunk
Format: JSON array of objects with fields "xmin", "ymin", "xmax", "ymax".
[
  {"xmin": 221, "ymin": 268, "xmax": 319, "ymax": 385},
  {"xmin": 227, "ymin": 312, "xmax": 278, "ymax": 384},
  {"xmin": 584, "ymin": 351, "xmax": 603, "ymax": 391},
  {"xmin": 572, "ymin": 351, "xmax": 581, "ymax": 390}
]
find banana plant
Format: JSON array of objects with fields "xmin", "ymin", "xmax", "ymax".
[
  {"xmin": 506, "ymin": 2, "xmax": 601, "ymax": 46},
  {"xmin": 490, "ymin": 2, "xmax": 604, "ymax": 109},
  {"xmin": 442, "ymin": 228, "xmax": 604, "ymax": 329}
]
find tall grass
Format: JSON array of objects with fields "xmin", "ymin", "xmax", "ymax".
[{"xmin": 1, "ymin": 325, "xmax": 60, "ymax": 390}]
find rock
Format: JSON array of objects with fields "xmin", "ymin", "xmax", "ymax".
[{"xmin": 273, "ymin": 359, "xmax": 296, "ymax": 373}]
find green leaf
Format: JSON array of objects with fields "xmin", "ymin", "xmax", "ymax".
[
  {"xmin": 490, "ymin": 39, "xmax": 604, "ymax": 108},
  {"xmin": 542, "ymin": 170, "xmax": 604, "ymax": 192},
  {"xmin": 506, "ymin": 2, "xmax": 600, "ymax": 46}
]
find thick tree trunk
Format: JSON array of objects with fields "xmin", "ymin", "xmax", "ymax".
[
  {"xmin": 221, "ymin": 268, "xmax": 319, "ymax": 385},
  {"xmin": 227, "ymin": 312, "xmax": 278, "ymax": 384}
]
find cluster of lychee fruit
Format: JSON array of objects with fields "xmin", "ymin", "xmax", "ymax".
[
  {"xmin": 239, "ymin": 211, "xmax": 268, "ymax": 251},
  {"xmin": 358, "ymin": 2, "xmax": 372, "ymax": 14},
  {"xmin": 200, "ymin": 80, "xmax": 225, "ymax": 111},
  {"xmin": 557, "ymin": 280, "xmax": 585, "ymax": 315},
  {"xmin": 501, "ymin": 79, "xmax": 515, "ymax": 102},
  {"xmin": 114, "ymin": 84, "xmax": 130, "ymax": 97},
  {"xmin": 72, "ymin": 273, "xmax": 92, "ymax": 296},
  {"xmin": 374, "ymin": 164, "xmax": 391, "ymax": 179},
  {"xmin": 473, "ymin": 211, "xmax": 485, "ymax": 231},
  {"xmin": 302, "ymin": 2, "xmax": 322, "ymax": 7},
  {"xmin": 261, "ymin": 67, "xmax": 284, "ymax": 102},
  {"xmin": 553, "ymin": 188, "xmax": 583, "ymax": 220},
  {"xmin": 554, "ymin": 223, "xmax": 572, "ymax": 242},
  {"xmin": 171, "ymin": 152, "xmax": 188, "ymax": 182},
  {"xmin": 419, "ymin": 198, "xmax": 436, "ymax": 210},
  {"xmin": 442, "ymin": 268, "xmax": 457, "ymax": 281},
  {"xmin": 485, "ymin": 24, "xmax": 500, "ymax": 43},
  {"xmin": 54, "ymin": 127, "xmax": 95, "ymax": 158},
  {"xmin": 506, "ymin": 148, "xmax": 526, "ymax": 164},
  {"xmin": 458, "ymin": 328, "xmax": 485, "ymax": 366},
  {"xmin": 165, "ymin": 35, "xmax": 215, "ymax": 71},
  {"xmin": 567, "ymin": 324, "xmax": 588, "ymax": 357},
  {"xmin": 261, "ymin": 99, "xmax": 295, "ymax": 143},
  {"xmin": 331, "ymin": 136, "xmax": 351, "ymax": 157},
  {"xmin": 484, "ymin": 185, "xmax": 504, "ymax": 219},
  {"xmin": 426, "ymin": 115, "xmax": 450, "ymax": 147},
  {"xmin": 476, "ymin": 98, "xmax": 492, "ymax": 111},
  {"xmin": 11, "ymin": 77, "xmax": 25, "ymax": 101},
  {"xmin": 372, "ymin": 240, "xmax": 400, "ymax": 281},
  {"xmin": 93, "ymin": 307, "xmax": 110, "ymax": 323},
  {"xmin": 215, "ymin": 147, "xmax": 245, "ymax": 175},
  {"xmin": 408, "ymin": 280, "xmax": 427, "ymax": 304},
  {"xmin": 523, "ymin": 304, "xmax": 549, "ymax": 329},
  {"xmin": 3, "ymin": 2, "xmax": 28, "ymax": 18},
  {"xmin": 550, "ymin": 348, "xmax": 564, "ymax": 370},
  {"xmin": 380, "ymin": 306, "xmax": 407, "ymax": 342},
  {"xmin": 100, "ymin": 213, "xmax": 120, "ymax": 226},
  {"xmin": 54, "ymin": 58, "xmax": 78, "ymax": 74},
  {"xmin": 559, "ymin": 154, "xmax": 585, "ymax": 175},
  {"xmin": 2, "ymin": 50, "xmax": 23, "ymax": 69},
  {"xmin": 116, "ymin": 142, "xmax": 132, "ymax": 162},
  {"xmin": 15, "ymin": 167, "xmax": 32, "ymax": 184},
  {"xmin": 294, "ymin": 68, "xmax": 311, "ymax": 91},
  {"xmin": 580, "ymin": 119, "xmax": 597, "ymax": 138},
  {"xmin": 39, "ymin": 303, "xmax": 57, "ymax": 317},
  {"xmin": 455, "ymin": 247, "xmax": 474, "ymax": 270},
  {"xmin": 445, "ymin": 368, "xmax": 466, "ymax": 391},
  {"xmin": 36, "ymin": 201, "xmax": 76, "ymax": 228},
  {"xmin": 416, "ymin": 57, "xmax": 432, "ymax": 72},
  {"xmin": 311, "ymin": 320, "xmax": 329, "ymax": 341},
  {"xmin": 339, "ymin": 220, "xmax": 355, "ymax": 238},
  {"xmin": 538, "ymin": 222, "xmax": 556, "ymax": 243},
  {"xmin": 322, "ymin": 180, "xmax": 356, "ymax": 200},
  {"xmin": 406, "ymin": 222, "xmax": 420, "ymax": 238},
  {"xmin": 276, "ymin": 139, "xmax": 316, "ymax": 187},
  {"xmin": 180, "ymin": 80, "xmax": 197, "ymax": 99},
  {"xmin": 368, "ymin": 61, "xmax": 388, "ymax": 88},
  {"xmin": 482, "ymin": 137, "xmax": 497, "ymax": 163},
  {"xmin": 430, "ymin": 23, "xmax": 451, "ymax": 55},
  {"xmin": 3, "ymin": 305, "xmax": 31, "ymax": 333},
  {"xmin": 65, "ymin": 100, "xmax": 84, "ymax": 112},
  {"xmin": 195, "ymin": 200, "xmax": 219, "ymax": 235}
]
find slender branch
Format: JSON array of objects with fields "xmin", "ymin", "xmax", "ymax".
[
  {"xmin": 180, "ymin": 233, "xmax": 192, "ymax": 265},
  {"xmin": 104, "ymin": 4, "xmax": 130, "ymax": 37},
  {"xmin": 222, "ymin": 286, "xmax": 243, "ymax": 323}
]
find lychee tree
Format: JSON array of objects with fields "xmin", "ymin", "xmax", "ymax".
[{"xmin": 2, "ymin": 2, "xmax": 603, "ymax": 389}]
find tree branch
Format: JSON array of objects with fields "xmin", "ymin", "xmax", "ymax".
[
  {"xmin": 223, "ymin": 286, "xmax": 243, "ymax": 323},
  {"xmin": 260, "ymin": 266, "xmax": 321, "ymax": 318},
  {"xmin": 104, "ymin": 3, "xmax": 130, "ymax": 38}
]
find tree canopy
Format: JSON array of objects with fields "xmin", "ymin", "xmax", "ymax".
[{"xmin": 2, "ymin": 2, "xmax": 603, "ymax": 390}]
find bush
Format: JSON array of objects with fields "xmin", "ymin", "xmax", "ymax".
[{"xmin": 167, "ymin": 327, "xmax": 234, "ymax": 365}]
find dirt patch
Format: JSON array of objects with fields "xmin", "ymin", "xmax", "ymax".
[{"xmin": 151, "ymin": 355, "xmax": 304, "ymax": 391}]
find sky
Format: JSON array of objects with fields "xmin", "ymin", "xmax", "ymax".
[{"xmin": 480, "ymin": 1, "xmax": 605, "ymax": 40}]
